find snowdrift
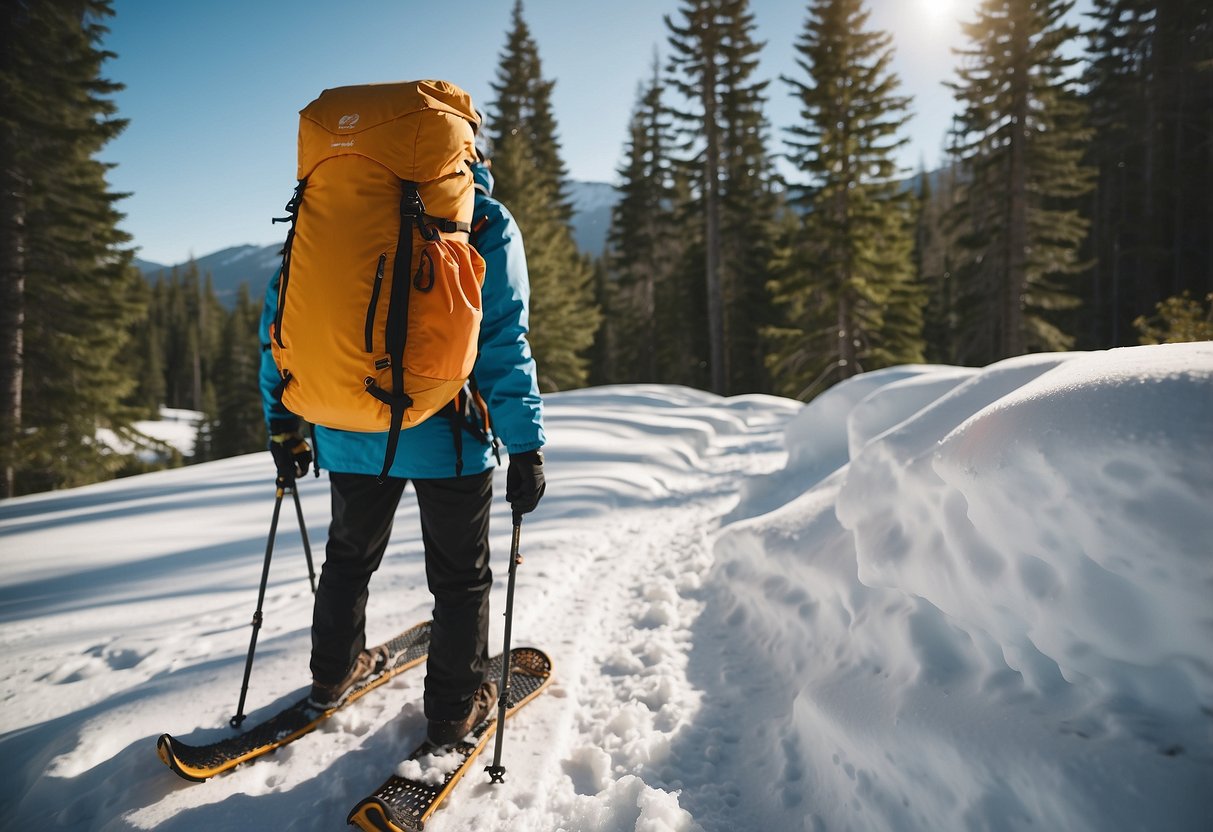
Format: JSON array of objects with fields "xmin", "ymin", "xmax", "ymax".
[
  {"xmin": 1, "ymin": 344, "xmax": 1210, "ymax": 831},
  {"xmin": 715, "ymin": 343, "xmax": 1212, "ymax": 831}
]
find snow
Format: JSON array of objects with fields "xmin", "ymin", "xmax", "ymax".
[
  {"xmin": 396, "ymin": 746, "xmax": 468, "ymax": 786},
  {"xmin": 96, "ymin": 407, "xmax": 202, "ymax": 461},
  {"xmin": 1, "ymin": 343, "xmax": 1210, "ymax": 831}
]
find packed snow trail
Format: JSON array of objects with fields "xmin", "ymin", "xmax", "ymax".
[
  {"xmin": 0, "ymin": 385, "xmax": 799, "ymax": 831},
  {"xmin": 413, "ymin": 388, "xmax": 796, "ymax": 831}
]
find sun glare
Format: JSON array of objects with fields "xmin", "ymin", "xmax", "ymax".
[{"xmin": 915, "ymin": 0, "xmax": 967, "ymax": 27}]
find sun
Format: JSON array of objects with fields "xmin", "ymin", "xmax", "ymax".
[{"xmin": 914, "ymin": 0, "xmax": 970, "ymax": 27}]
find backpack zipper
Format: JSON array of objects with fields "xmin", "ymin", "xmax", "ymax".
[{"xmin": 364, "ymin": 253, "xmax": 387, "ymax": 353}]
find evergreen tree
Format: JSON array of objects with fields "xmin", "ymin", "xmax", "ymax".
[
  {"xmin": 151, "ymin": 262, "xmax": 225, "ymax": 414},
  {"xmin": 135, "ymin": 267, "xmax": 259, "ymax": 465},
  {"xmin": 601, "ymin": 58, "xmax": 681, "ymax": 384},
  {"xmin": 917, "ymin": 157, "xmax": 964, "ymax": 363},
  {"xmin": 487, "ymin": 0, "xmax": 600, "ymax": 391},
  {"xmin": 1133, "ymin": 292, "xmax": 1213, "ymax": 345},
  {"xmin": 947, "ymin": 0, "xmax": 1094, "ymax": 364},
  {"xmin": 587, "ymin": 256, "xmax": 616, "ymax": 384},
  {"xmin": 123, "ymin": 276, "xmax": 163, "ymax": 417},
  {"xmin": 659, "ymin": 169, "xmax": 713, "ymax": 389},
  {"xmin": 716, "ymin": 0, "xmax": 781, "ymax": 393},
  {"xmin": 206, "ymin": 285, "xmax": 264, "ymax": 459},
  {"xmin": 666, "ymin": 0, "xmax": 779, "ymax": 394},
  {"xmin": 488, "ymin": 0, "xmax": 570, "ymax": 223},
  {"xmin": 138, "ymin": 264, "xmax": 226, "ymax": 423},
  {"xmin": 665, "ymin": 0, "xmax": 728, "ymax": 394},
  {"xmin": 0, "ymin": 0, "xmax": 145, "ymax": 495},
  {"xmin": 768, "ymin": 0, "xmax": 923, "ymax": 399},
  {"xmin": 1081, "ymin": 0, "xmax": 1213, "ymax": 348},
  {"xmin": 1080, "ymin": 0, "xmax": 1153, "ymax": 347},
  {"xmin": 1146, "ymin": 1, "xmax": 1213, "ymax": 316}
]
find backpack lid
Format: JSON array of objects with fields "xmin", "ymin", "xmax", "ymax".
[
  {"xmin": 297, "ymin": 80, "xmax": 480, "ymax": 183},
  {"xmin": 301, "ymin": 80, "xmax": 480, "ymax": 136}
]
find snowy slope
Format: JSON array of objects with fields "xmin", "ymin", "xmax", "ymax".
[{"xmin": 1, "ymin": 344, "xmax": 1211, "ymax": 831}]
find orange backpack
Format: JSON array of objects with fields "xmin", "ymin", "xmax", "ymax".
[{"xmin": 269, "ymin": 80, "xmax": 486, "ymax": 478}]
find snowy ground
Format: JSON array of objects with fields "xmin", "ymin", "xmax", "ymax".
[
  {"xmin": 1, "ymin": 343, "xmax": 1211, "ymax": 831},
  {"xmin": 97, "ymin": 407, "xmax": 203, "ymax": 461}
]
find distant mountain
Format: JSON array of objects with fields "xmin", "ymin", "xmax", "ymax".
[
  {"xmin": 137, "ymin": 244, "xmax": 283, "ymax": 305},
  {"xmin": 133, "ymin": 256, "xmax": 170, "ymax": 274},
  {"xmin": 135, "ymin": 181, "xmax": 620, "ymax": 305},
  {"xmin": 567, "ymin": 180, "xmax": 619, "ymax": 257}
]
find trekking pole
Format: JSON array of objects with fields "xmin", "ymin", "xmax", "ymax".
[
  {"xmin": 485, "ymin": 511, "xmax": 523, "ymax": 783},
  {"xmin": 231, "ymin": 482, "xmax": 305, "ymax": 727},
  {"xmin": 290, "ymin": 484, "xmax": 317, "ymax": 593}
]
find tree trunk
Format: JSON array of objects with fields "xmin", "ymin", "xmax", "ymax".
[
  {"xmin": 1004, "ymin": 20, "xmax": 1030, "ymax": 357},
  {"xmin": 702, "ymin": 29, "xmax": 726, "ymax": 395},
  {"xmin": 0, "ymin": 167, "xmax": 25, "ymax": 498}
]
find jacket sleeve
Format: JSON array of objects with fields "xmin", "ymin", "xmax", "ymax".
[
  {"xmin": 258, "ymin": 266, "xmax": 299, "ymax": 434},
  {"xmin": 472, "ymin": 201, "xmax": 545, "ymax": 454}
]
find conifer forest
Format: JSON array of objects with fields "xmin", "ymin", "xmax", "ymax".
[{"xmin": 2, "ymin": 0, "xmax": 1210, "ymax": 496}]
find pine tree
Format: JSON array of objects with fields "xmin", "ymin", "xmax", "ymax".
[
  {"xmin": 0, "ymin": 0, "xmax": 145, "ymax": 495},
  {"xmin": 768, "ymin": 0, "xmax": 922, "ymax": 399},
  {"xmin": 1133, "ymin": 292, "xmax": 1213, "ymax": 344},
  {"xmin": 488, "ymin": 0, "xmax": 570, "ymax": 223},
  {"xmin": 1081, "ymin": 0, "xmax": 1213, "ymax": 348},
  {"xmin": 601, "ymin": 58, "xmax": 681, "ymax": 383},
  {"xmin": 947, "ymin": 0, "xmax": 1094, "ymax": 364},
  {"xmin": 1080, "ymin": 0, "xmax": 1153, "ymax": 346},
  {"xmin": 487, "ymin": 0, "xmax": 600, "ymax": 391},
  {"xmin": 917, "ymin": 158, "xmax": 964, "ymax": 363},
  {"xmin": 716, "ymin": 0, "xmax": 781, "ymax": 393},
  {"xmin": 665, "ymin": 0, "xmax": 728, "ymax": 394},
  {"xmin": 660, "ymin": 170, "xmax": 713, "ymax": 388},
  {"xmin": 666, "ymin": 0, "xmax": 779, "ymax": 394},
  {"xmin": 1147, "ymin": 1, "xmax": 1213, "ymax": 312},
  {"xmin": 146, "ymin": 264, "xmax": 226, "ymax": 415},
  {"xmin": 206, "ymin": 285, "xmax": 264, "ymax": 459},
  {"xmin": 122, "ymin": 276, "xmax": 163, "ymax": 418}
]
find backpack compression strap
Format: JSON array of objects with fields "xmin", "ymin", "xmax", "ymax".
[
  {"xmin": 363, "ymin": 181, "xmax": 432, "ymax": 481},
  {"xmin": 438, "ymin": 381, "xmax": 496, "ymax": 477},
  {"xmin": 271, "ymin": 179, "xmax": 307, "ymax": 349},
  {"xmin": 365, "ymin": 181, "xmax": 468, "ymax": 482}
]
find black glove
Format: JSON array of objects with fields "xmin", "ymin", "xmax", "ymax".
[
  {"xmin": 506, "ymin": 448, "xmax": 545, "ymax": 517},
  {"xmin": 270, "ymin": 431, "xmax": 312, "ymax": 484}
]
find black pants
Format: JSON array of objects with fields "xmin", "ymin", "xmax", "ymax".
[{"xmin": 313, "ymin": 469, "xmax": 493, "ymax": 721}]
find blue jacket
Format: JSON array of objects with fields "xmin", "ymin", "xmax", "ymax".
[{"xmin": 259, "ymin": 162, "xmax": 545, "ymax": 479}]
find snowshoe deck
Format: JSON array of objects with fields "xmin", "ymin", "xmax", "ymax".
[
  {"xmin": 157, "ymin": 620, "xmax": 431, "ymax": 782},
  {"xmin": 347, "ymin": 646, "xmax": 552, "ymax": 832}
]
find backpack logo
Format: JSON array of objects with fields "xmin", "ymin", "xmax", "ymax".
[{"xmin": 338, "ymin": 113, "xmax": 360, "ymax": 129}]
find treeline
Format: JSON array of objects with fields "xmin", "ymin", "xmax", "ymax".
[
  {"xmin": 0, "ymin": 1, "xmax": 268, "ymax": 496},
  {"xmin": 589, "ymin": 0, "xmax": 1213, "ymax": 398},
  {"xmin": 1, "ymin": 1, "xmax": 146, "ymax": 496},
  {"xmin": 2, "ymin": 0, "xmax": 1211, "ymax": 496},
  {"xmin": 126, "ymin": 266, "xmax": 266, "ymax": 464}
]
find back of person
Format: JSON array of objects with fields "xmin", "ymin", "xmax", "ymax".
[{"xmin": 256, "ymin": 80, "xmax": 546, "ymax": 749}]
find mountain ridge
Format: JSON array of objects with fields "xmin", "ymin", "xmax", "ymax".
[{"xmin": 136, "ymin": 180, "xmax": 619, "ymax": 305}]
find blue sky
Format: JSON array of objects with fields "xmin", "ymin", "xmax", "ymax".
[{"xmin": 101, "ymin": 0, "xmax": 1091, "ymax": 266}]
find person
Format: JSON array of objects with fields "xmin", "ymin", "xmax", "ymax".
[{"xmin": 257, "ymin": 151, "xmax": 546, "ymax": 747}]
